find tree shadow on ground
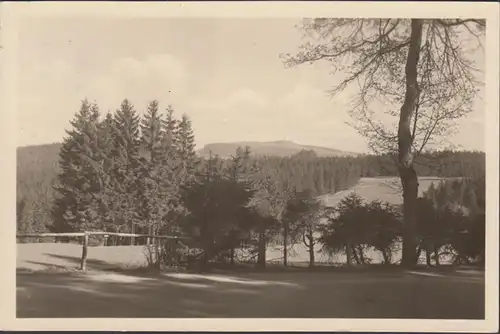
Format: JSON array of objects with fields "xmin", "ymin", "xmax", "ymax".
[
  {"xmin": 16, "ymin": 253, "xmax": 485, "ymax": 319},
  {"xmin": 16, "ymin": 267, "xmax": 303, "ymax": 318},
  {"xmin": 17, "ymin": 265, "xmax": 485, "ymax": 319},
  {"xmin": 42, "ymin": 253, "xmax": 134, "ymax": 271}
]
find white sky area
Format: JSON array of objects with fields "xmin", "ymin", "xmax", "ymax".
[{"xmin": 16, "ymin": 17, "xmax": 485, "ymax": 153}]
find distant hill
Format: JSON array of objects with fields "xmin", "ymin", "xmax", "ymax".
[
  {"xmin": 317, "ymin": 176, "xmax": 455, "ymax": 208},
  {"xmin": 17, "ymin": 143, "xmax": 61, "ymax": 170},
  {"xmin": 197, "ymin": 140, "xmax": 359, "ymax": 158},
  {"xmin": 17, "ymin": 143, "xmax": 61, "ymax": 191}
]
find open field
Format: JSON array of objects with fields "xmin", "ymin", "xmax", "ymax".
[
  {"xmin": 16, "ymin": 242, "xmax": 484, "ymax": 318},
  {"xmin": 17, "ymin": 268, "xmax": 484, "ymax": 318},
  {"xmin": 16, "ymin": 240, "xmax": 446, "ymax": 274},
  {"xmin": 318, "ymin": 176, "xmax": 453, "ymax": 208}
]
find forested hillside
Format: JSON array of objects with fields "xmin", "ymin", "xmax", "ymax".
[{"xmin": 17, "ymin": 141, "xmax": 485, "ymax": 235}]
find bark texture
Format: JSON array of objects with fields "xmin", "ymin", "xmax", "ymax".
[{"xmin": 399, "ymin": 19, "xmax": 423, "ymax": 268}]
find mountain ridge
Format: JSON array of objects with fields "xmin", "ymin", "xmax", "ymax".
[{"xmin": 197, "ymin": 140, "xmax": 360, "ymax": 158}]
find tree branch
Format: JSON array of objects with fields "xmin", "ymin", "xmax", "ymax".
[{"xmin": 435, "ymin": 19, "xmax": 485, "ymax": 28}]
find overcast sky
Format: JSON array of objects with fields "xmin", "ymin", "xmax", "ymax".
[{"xmin": 16, "ymin": 17, "xmax": 485, "ymax": 152}]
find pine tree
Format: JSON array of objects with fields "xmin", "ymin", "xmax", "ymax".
[
  {"xmin": 111, "ymin": 99, "xmax": 141, "ymax": 240},
  {"xmin": 94, "ymin": 111, "xmax": 120, "ymax": 233},
  {"xmin": 162, "ymin": 105, "xmax": 178, "ymax": 149},
  {"xmin": 158, "ymin": 106, "xmax": 189, "ymax": 235},
  {"xmin": 181, "ymin": 152, "xmax": 255, "ymax": 267},
  {"xmin": 223, "ymin": 146, "xmax": 259, "ymax": 264},
  {"xmin": 140, "ymin": 100, "xmax": 164, "ymax": 165},
  {"xmin": 52, "ymin": 99, "xmax": 102, "ymax": 232},
  {"xmin": 137, "ymin": 100, "xmax": 179, "ymax": 237},
  {"xmin": 176, "ymin": 113, "xmax": 198, "ymax": 186}
]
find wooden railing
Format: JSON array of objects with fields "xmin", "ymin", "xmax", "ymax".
[{"xmin": 17, "ymin": 231, "xmax": 191, "ymax": 271}]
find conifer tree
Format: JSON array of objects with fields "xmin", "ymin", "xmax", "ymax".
[
  {"xmin": 95, "ymin": 112, "xmax": 120, "ymax": 234},
  {"xmin": 176, "ymin": 114, "xmax": 198, "ymax": 186},
  {"xmin": 52, "ymin": 99, "xmax": 102, "ymax": 232},
  {"xmin": 223, "ymin": 146, "xmax": 258, "ymax": 264},
  {"xmin": 111, "ymin": 99, "xmax": 141, "ymax": 240},
  {"xmin": 83, "ymin": 102, "xmax": 109, "ymax": 231},
  {"xmin": 162, "ymin": 105, "xmax": 178, "ymax": 150},
  {"xmin": 137, "ymin": 100, "xmax": 179, "ymax": 237},
  {"xmin": 158, "ymin": 105, "xmax": 186, "ymax": 235}
]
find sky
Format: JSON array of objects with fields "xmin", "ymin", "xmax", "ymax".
[{"xmin": 15, "ymin": 17, "xmax": 485, "ymax": 153}]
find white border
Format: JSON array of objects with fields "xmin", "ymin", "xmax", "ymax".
[{"xmin": 1, "ymin": 2, "xmax": 498, "ymax": 332}]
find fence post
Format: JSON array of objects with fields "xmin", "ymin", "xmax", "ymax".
[{"xmin": 81, "ymin": 232, "xmax": 89, "ymax": 271}]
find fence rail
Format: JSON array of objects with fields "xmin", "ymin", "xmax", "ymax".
[
  {"xmin": 17, "ymin": 232, "xmax": 85, "ymax": 238},
  {"xmin": 16, "ymin": 231, "xmax": 191, "ymax": 239},
  {"xmin": 16, "ymin": 231, "xmax": 191, "ymax": 271}
]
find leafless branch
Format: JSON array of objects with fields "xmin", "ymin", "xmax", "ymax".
[{"xmin": 283, "ymin": 18, "xmax": 483, "ymax": 164}]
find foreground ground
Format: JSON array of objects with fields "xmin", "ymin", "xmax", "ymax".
[
  {"xmin": 17, "ymin": 267, "xmax": 484, "ymax": 319},
  {"xmin": 16, "ymin": 242, "xmax": 484, "ymax": 318}
]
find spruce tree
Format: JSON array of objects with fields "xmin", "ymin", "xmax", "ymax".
[
  {"xmin": 137, "ymin": 100, "xmax": 178, "ymax": 237},
  {"xmin": 53, "ymin": 99, "xmax": 102, "ymax": 232},
  {"xmin": 176, "ymin": 113, "xmax": 198, "ymax": 186},
  {"xmin": 157, "ymin": 105, "xmax": 186, "ymax": 235},
  {"xmin": 95, "ymin": 111, "xmax": 120, "ymax": 233},
  {"xmin": 111, "ymin": 99, "xmax": 141, "ymax": 240}
]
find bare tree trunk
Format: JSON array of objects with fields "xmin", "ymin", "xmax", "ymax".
[
  {"xmin": 308, "ymin": 230, "xmax": 315, "ymax": 268},
  {"xmin": 357, "ymin": 245, "xmax": 366, "ymax": 264},
  {"xmin": 131, "ymin": 222, "xmax": 135, "ymax": 245},
  {"xmin": 345, "ymin": 243, "xmax": 353, "ymax": 266},
  {"xmin": 309, "ymin": 245, "xmax": 315, "ymax": 268},
  {"xmin": 426, "ymin": 250, "xmax": 432, "ymax": 267},
  {"xmin": 434, "ymin": 245, "xmax": 441, "ymax": 266},
  {"xmin": 425, "ymin": 239, "xmax": 432, "ymax": 266},
  {"xmin": 303, "ymin": 230, "xmax": 315, "ymax": 268},
  {"xmin": 398, "ymin": 19, "xmax": 423, "ymax": 268},
  {"xmin": 203, "ymin": 247, "xmax": 209, "ymax": 269},
  {"xmin": 154, "ymin": 237, "xmax": 161, "ymax": 270},
  {"xmin": 230, "ymin": 246, "xmax": 235, "ymax": 266},
  {"xmin": 382, "ymin": 249, "xmax": 390, "ymax": 264},
  {"xmin": 352, "ymin": 245, "xmax": 360, "ymax": 265},
  {"xmin": 283, "ymin": 222, "xmax": 288, "ymax": 267},
  {"xmin": 230, "ymin": 229, "xmax": 236, "ymax": 266},
  {"xmin": 257, "ymin": 232, "xmax": 266, "ymax": 268},
  {"xmin": 416, "ymin": 246, "xmax": 422, "ymax": 261}
]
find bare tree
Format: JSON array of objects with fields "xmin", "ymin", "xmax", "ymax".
[{"xmin": 282, "ymin": 18, "xmax": 484, "ymax": 267}]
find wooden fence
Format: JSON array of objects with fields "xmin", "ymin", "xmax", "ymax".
[{"xmin": 16, "ymin": 231, "xmax": 191, "ymax": 271}]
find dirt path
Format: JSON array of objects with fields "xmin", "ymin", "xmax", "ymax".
[{"xmin": 16, "ymin": 269, "xmax": 484, "ymax": 319}]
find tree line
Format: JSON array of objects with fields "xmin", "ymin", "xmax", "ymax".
[{"xmin": 16, "ymin": 137, "xmax": 485, "ymax": 241}]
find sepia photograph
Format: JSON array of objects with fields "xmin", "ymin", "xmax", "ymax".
[{"xmin": 1, "ymin": 1, "xmax": 498, "ymax": 332}]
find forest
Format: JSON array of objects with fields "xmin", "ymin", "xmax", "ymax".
[{"xmin": 16, "ymin": 99, "xmax": 486, "ymax": 268}]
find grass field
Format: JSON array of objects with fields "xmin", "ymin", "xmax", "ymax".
[
  {"xmin": 16, "ymin": 242, "xmax": 484, "ymax": 319},
  {"xmin": 17, "ymin": 266, "xmax": 484, "ymax": 318},
  {"xmin": 318, "ymin": 176, "xmax": 452, "ymax": 207}
]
